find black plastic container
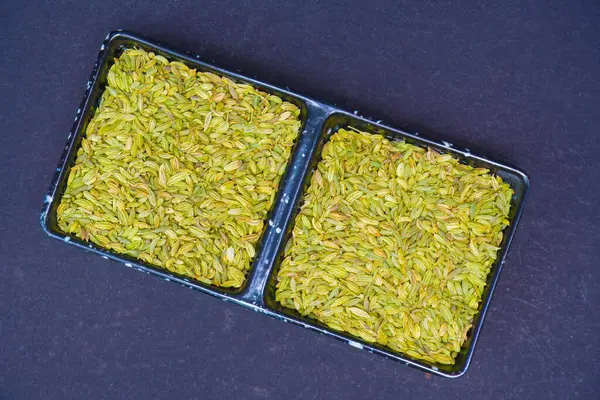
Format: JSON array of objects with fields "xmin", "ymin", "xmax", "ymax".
[{"xmin": 41, "ymin": 30, "xmax": 530, "ymax": 378}]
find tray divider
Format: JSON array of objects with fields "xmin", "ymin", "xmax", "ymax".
[{"xmin": 240, "ymin": 102, "xmax": 333, "ymax": 305}]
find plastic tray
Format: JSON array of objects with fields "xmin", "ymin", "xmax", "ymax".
[{"xmin": 40, "ymin": 30, "xmax": 530, "ymax": 378}]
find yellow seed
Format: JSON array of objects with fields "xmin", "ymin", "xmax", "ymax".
[
  {"xmin": 226, "ymin": 247, "xmax": 235, "ymax": 263},
  {"xmin": 224, "ymin": 160, "xmax": 242, "ymax": 171},
  {"xmin": 348, "ymin": 307, "xmax": 370, "ymax": 319}
]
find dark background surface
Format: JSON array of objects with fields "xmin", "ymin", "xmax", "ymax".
[{"xmin": 2, "ymin": 1, "xmax": 599, "ymax": 399}]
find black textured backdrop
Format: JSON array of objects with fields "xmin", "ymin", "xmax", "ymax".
[{"xmin": 1, "ymin": 1, "xmax": 599, "ymax": 399}]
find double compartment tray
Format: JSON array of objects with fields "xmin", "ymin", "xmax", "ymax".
[{"xmin": 41, "ymin": 30, "xmax": 529, "ymax": 378}]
